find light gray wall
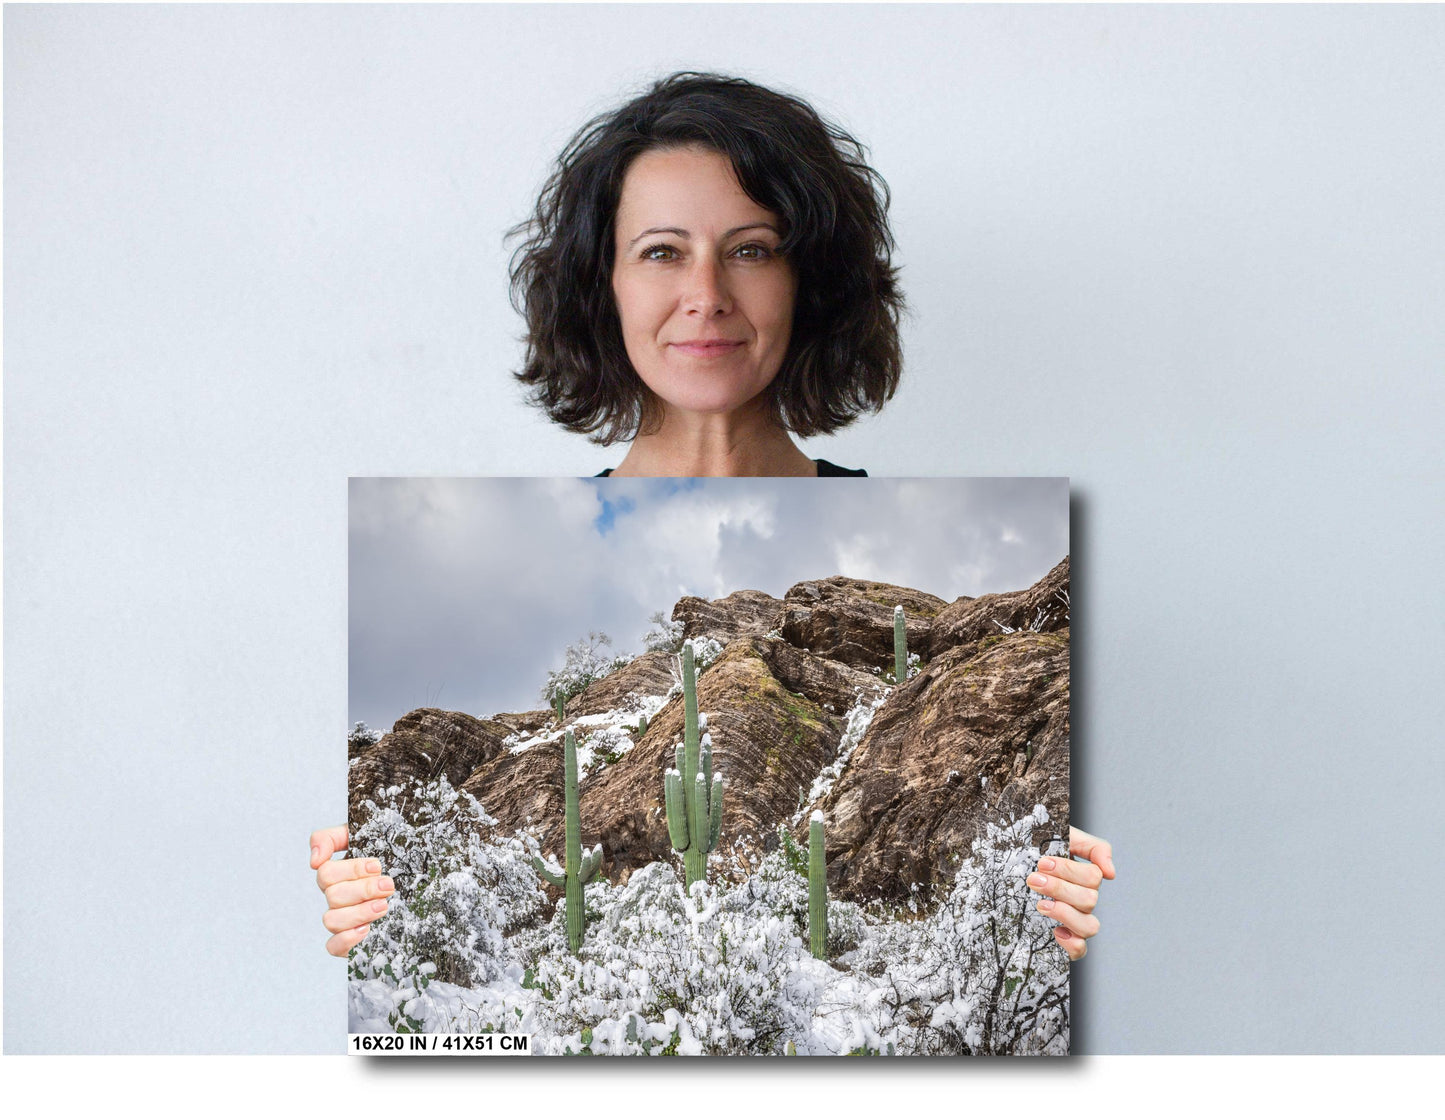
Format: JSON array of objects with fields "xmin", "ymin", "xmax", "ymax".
[{"xmin": 6, "ymin": 4, "xmax": 1442, "ymax": 1053}]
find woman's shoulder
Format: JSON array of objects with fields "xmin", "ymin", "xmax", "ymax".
[{"xmin": 595, "ymin": 460, "xmax": 867, "ymax": 478}]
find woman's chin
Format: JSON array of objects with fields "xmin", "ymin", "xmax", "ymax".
[{"xmin": 653, "ymin": 386, "xmax": 772, "ymax": 421}]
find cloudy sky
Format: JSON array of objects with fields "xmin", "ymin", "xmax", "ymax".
[{"xmin": 349, "ymin": 477, "xmax": 1068, "ymax": 730}]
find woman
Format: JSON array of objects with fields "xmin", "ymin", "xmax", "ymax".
[{"xmin": 313, "ymin": 72, "xmax": 1113, "ymax": 962}]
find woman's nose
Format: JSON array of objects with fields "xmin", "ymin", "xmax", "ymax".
[{"xmin": 681, "ymin": 258, "xmax": 732, "ymax": 317}]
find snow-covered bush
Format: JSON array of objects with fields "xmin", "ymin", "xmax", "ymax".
[
  {"xmin": 347, "ymin": 777, "xmax": 546, "ymax": 1030},
  {"xmin": 642, "ymin": 610, "xmax": 685, "ymax": 654},
  {"xmin": 524, "ymin": 863, "xmax": 823, "ymax": 1055},
  {"xmin": 348, "ymin": 721, "xmax": 383, "ymax": 750},
  {"xmin": 577, "ymin": 724, "xmax": 633, "ymax": 778},
  {"xmin": 541, "ymin": 631, "xmax": 633, "ymax": 713},
  {"xmin": 346, "ymin": 776, "xmax": 1066, "ymax": 1054},
  {"xmin": 844, "ymin": 805, "xmax": 1069, "ymax": 1055}
]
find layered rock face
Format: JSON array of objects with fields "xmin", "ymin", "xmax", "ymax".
[{"xmin": 350, "ymin": 558, "xmax": 1070, "ymax": 904}]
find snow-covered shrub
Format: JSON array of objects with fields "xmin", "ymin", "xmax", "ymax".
[
  {"xmin": 577, "ymin": 724, "xmax": 632, "ymax": 778},
  {"xmin": 347, "ymin": 776, "xmax": 546, "ymax": 1030},
  {"xmin": 845, "ymin": 805, "xmax": 1069, "ymax": 1055},
  {"xmin": 524, "ymin": 863, "xmax": 823, "ymax": 1055},
  {"xmin": 348, "ymin": 721, "xmax": 383, "ymax": 749},
  {"xmin": 541, "ymin": 631, "xmax": 633, "ymax": 713},
  {"xmin": 642, "ymin": 610, "xmax": 685, "ymax": 654}
]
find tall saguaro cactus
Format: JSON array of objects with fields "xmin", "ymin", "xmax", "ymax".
[
  {"xmin": 808, "ymin": 810, "xmax": 828, "ymax": 959},
  {"xmin": 894, "ymin": 605, "xmax": 907, "ymax": 684},
  {"xmin": 533, "ymin": 729, "xmax": 602, "ymax": 953},
  {"xmin": 663, "ymin": 639, "xmax": 724, "ymax": 890}
]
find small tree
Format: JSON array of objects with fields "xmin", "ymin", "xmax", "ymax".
[{"xmin": 541, "ymin": 631, "xmax": 632, "ymax": 714}]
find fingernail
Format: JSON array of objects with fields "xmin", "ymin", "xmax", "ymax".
[
  {"xmin": 372, "ymin": 899, "xmax": 388, "ymax": 913},
  {"xmin": 1039, "ymin": 857, "xmax": 1056, "ymax": 871},
  {"xmin": 366, "ymin": 860, "xmax": 381, "ymax": 874},
  {"xmin": 311, "ymin": 846, "xmax": 320, "ymax": 863},
  {"xmin": 1038, "ymin": 898, "xmax": 1055, "ymax": 911},
  {"xmin": 379, "ymin": 877, "xmax": 394, "ymax": 892},
  {"xmin": 1027, "ymin": 873, "xmax": 1048, "ymax": 889}
]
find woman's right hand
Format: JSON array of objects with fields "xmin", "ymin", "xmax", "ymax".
[{"xmin": 310, "ymin": 825, "xmax": 395, "ymax": 957}]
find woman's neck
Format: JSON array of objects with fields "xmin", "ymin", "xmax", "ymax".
[{"xmin": 610, "ymin": 401, "xmax": 817, "ymax": 477}]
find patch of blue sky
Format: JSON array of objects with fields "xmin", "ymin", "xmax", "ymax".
[{"xmin": 593, "ymin": 494, "xmax": 636, "ymax": 536}]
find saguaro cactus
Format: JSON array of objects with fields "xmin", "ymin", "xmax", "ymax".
[
  {"xmin": 663, "ymin": 639, "xmax": 724, "ymax": 890},
  {"xmin": 808, "ymin": 810, "xmax": 828, "ymax": 959},
  {"xmin": 637, "ymin": 713, "xmax": 648, "ymax": 736},
  {"xmin": 553, "ymin": 693, "xmax": 565, "ymax": 722},
  {"xmin": 894, "ymin": 605, "xmax": 907, "ymax": 684},
  {"xmin": 533, "ymin": 729, "xmax": 602, "ymax": 952}
]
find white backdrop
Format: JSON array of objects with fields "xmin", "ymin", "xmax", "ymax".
[{"xmin": 6, "ymin": 3, "xmax": 1444, "ymax": 1052}]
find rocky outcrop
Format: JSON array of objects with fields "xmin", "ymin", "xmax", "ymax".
[
  {"xmin": 780, "ymin": 578, "xmax": 948, "ymax": 674},
  {"xmin": 673, "ymin": 589, "xmax": 783, "ymax": 646},
  {"xmin": 351, "ymin": 560, "xmax": 1070, "ymax": 905},
  {"xmin": 820, "ymin": 629, "xmax": 1069, "ymax": 903},
  {"xmin": 348, "ymin": 708, "xmax": 513, "ymax": 824},
  {"xmin": 925, "ymin": 557, "xmax": 1070, "ymax": 658}
]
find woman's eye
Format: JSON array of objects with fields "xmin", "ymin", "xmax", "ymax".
[
  {"xmin": 641, "ymin": 244, "xmax": 678, "ymax": 262},
  {"xmin": 733, "ymin": 243, "xmax": 773, "ymax": 260}
]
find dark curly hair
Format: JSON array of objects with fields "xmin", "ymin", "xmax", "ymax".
[{"xmin": 508, "ymin": 72, "xmax": 905, "ymax": 446}]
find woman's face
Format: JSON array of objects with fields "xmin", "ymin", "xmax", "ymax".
[{"xmin": 611, "ymin": 146, "xmax": 797, "ymax": 421}]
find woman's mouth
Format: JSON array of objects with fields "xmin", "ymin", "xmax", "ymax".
[{"xmin": 670, "ymin": 340, "xmax": 745, "ymax": 357}]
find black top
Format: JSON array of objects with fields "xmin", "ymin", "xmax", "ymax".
[{"xmin": 595, "ymin": 458, "xmax": 867, "ymax": 478}]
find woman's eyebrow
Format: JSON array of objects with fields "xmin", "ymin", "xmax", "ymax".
[{"xmin": 626, "ymin": 223, "xmax": 780, "ymax": 249}]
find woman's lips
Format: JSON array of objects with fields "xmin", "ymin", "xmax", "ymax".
[{"xmin": 670, "ymin": 340, "xmax": 744, "ymax": 357}]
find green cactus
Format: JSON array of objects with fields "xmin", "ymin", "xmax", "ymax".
[
  {"xmin": 553, "ymin": 693, "xmax": 565, "ymax": 722},
  {"xmin": 532, "ymin": 729, "xmax": 602, "ymax": 952},
  {"xmin": 637, "ymin": 712, "xmax": 648, "ymax": 736},
  {"xmin": 894, "ymin": 605, "xmax": 907, "ymax": 685},
  {"xmin": 663, "ymin": 639, "xmax": 724, "ymax": 890},
  {"xmin": 808, "ymin": 810, "xmax": 828, "ymax": 959}
]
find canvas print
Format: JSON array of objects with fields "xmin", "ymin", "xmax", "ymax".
[{"xmin": 347, "ymin": 476, "xmax": 1071, "ymax": 1055}]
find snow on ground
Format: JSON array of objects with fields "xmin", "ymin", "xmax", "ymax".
[{"xmin": 794, "ymin": 689, "xmax": 889, "ymax": 823}]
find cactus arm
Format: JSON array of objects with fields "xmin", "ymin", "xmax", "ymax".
[
  {"xmin": 674, "ymin": 742, "xmax": 685, "ymax": 776},
  {"xmin": 894, "ymin": 605, "xmax": 907, "ymax": 685},
  {"xmin": 689, "ymin": 772, "xmax": 708, "ymax": 851},
  {"xmin": 579, "ymin": 844, "xmax": 603, "ymax": 883},
  {"xmin": 664, "ymin": 769, "xmax": 690, "ymax": 849},
  {"xmin": 701, "ymin": 732, "xmax": 713, "ymax": 789},
  {"xmin": 809, "ymin": 811, "xmax": 828, "ymax": 959},
  {"xmin": 708, "ymin": 774, "xmax": 724, "ymax": 849},
  {"xmin": 533, "ymin": 855, "xmax": 567, "ymax": 888}
]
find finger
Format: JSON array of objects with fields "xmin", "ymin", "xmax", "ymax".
[
  {"xmin": 1026, "ymin": 870, "xmax": 1098, "ymax": 915},
  {"xmin": 323, "ymin": 897, "xmax": 392, "ymax": 935},
  {"xmin": 327, "ymin": 924, "xmax": 372, "ymax": 958},
  {"xmin": 1068, "ymin": 826, "xmax": 1115, "ymax": 880},
  {"xmin": 316, "ymin": 855, "xmax": 383, "ymax": 891},
  {"xmin": 1034, "ymin": 896, "xmax": 1100, "ymax": 939},
  {"xmin": 324, "ymin": 874, "xmax": 396, "ymax": 909},
  {"xmin": 1054, "ymin": 925, "xmax": 1086, "ymax": 962},
  {"xmin": 1035, "ymin": 854, "xmax": 1103, "ymax": 890},
  {"xmin": 310, "ymin": 825, "xmax": 350, "ymax": 870}
]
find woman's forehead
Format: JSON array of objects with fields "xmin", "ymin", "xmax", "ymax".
[{"xmin": 615, "ymin": 146, "xmax": 778, "ymax": 235}]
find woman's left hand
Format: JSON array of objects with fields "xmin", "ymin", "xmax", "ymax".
[{"xmin": 1028, "ymin": 826, "xmax": 1115, "ymax": 961}]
